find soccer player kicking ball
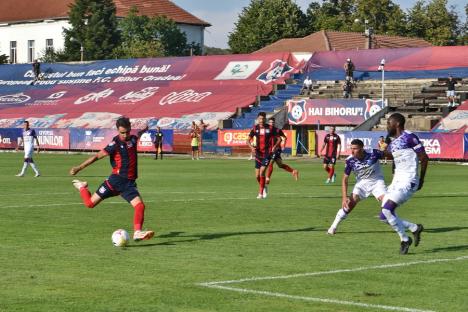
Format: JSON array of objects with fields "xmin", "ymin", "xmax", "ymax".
[
  {"xmin": 381, "ymin": 113, "xmax": 427, "ymax": 254},
  {"xmin": 265, "ymin": 117, "xmax": 299, "ymax": 191},
  {"xmin": 319, "ymin": 126, "xmax": 341, "ymax": 183},
  {"xmin": 327, "ymin": 139, "xmax": 387, "ymax": 235},
  {"xmin": 69, "ymin": 116, "xmax": 154, "ymax": 242},
  {"xmin": 247, "ymin": 112, "xmax": 280, "ymax": 199}
]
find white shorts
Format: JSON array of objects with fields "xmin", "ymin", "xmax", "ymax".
[
  {"xmin": 24, "ymin": 147, "xmax": 34, "ymax": 159},
  {"xmin": 446, "ymin": 90, "xmax": 455, "ymax": 97},
  {"xmin": 352, "ymin": 179, "xmax": 386, "ymax": 200},
  {"xmin": 382, "ymin": 178, "xmax": 419, "ymax": 206}
]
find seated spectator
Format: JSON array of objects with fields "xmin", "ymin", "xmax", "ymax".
[
  {"xmin": 301, "ymin": 76, "xmax": 313, "ymax": 94},
  {"xmin": 342, "ymin": 77, "xmax": 354, "ymax": 98}
]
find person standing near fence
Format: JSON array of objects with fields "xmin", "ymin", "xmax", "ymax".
[{"xmin": 153, "ymin": 127, "xmax": 164, "ymax": 160}]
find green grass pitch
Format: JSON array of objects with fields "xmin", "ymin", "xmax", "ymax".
[{"xmin": 0, "ymin": 152, "xmax": 467, "ymax": 312}]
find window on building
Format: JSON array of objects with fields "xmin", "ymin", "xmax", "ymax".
[
  {"xmin": 28, "ymin": 40, "xmax": 35, "ymax": 63},
  {"xmin": 46, "ymin": 39, "xmax": 54, "ymax": 52},
  {"xmin": 10, "ymin": 41, "xmax": 17, "ymax": 64}
]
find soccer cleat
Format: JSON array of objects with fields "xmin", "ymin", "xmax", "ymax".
[
  {"xmin": 15, "ymin": 173, "xmax": 24, "ymax": 177},
  {"xmin": 133, "ymin": 230, "xmax": 155, "ymax": 241},
  {"xmin": 400, "ymin": 237, "xmax": 413, "ymax": 255},
  {"xmin": 292, "ymin": 170, "xmax": 299, "ymax": 181},
  {"xmin": 262, "ymin": 186, "xmax": 268, "ymax": 198},
  {"xmin": 327, "ymin": 227, "xmax": 336, "ymax": 235},
  {"xmin": 325, "ymin": 178, "xmax": 330, "ymax": 184},
  {"xmin": 34, "ymin": 173, "xmax": 41, "ymax": 177},
  {"xmin": 256, "ymin": 193, "xmax": 263, "ymax": 199},
  {"xmin": 331, "ymin": 173, "xmax": 336, "ymax": 183},
  {"xmin": 412, "ymin": 224, "xmax": 424, "ymax": 247},
  {"xmin": 72, "ymin": 179, "xmax": 88, "ymax": 190}
]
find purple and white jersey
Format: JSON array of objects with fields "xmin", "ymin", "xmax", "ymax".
[
  {"xmin": 22, "ymin": 129, "xmax": 37, "ymax": 150},
  {"xmin": 388, "ymin": 130, "xmax": 424, "ymax": 181},
  {"xmin": 344, "ymin": 149, "xmax": 384, "ymax": 182}
]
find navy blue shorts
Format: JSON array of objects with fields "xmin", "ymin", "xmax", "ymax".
[
  {"xmin": 271, "ymin": 149, "xmax": 282, "ymax": 162},
  {"xmin": 255, "ymin": 155, "xmax": 271, "ymax": 169},
  {"xmin": 96, "ymin": 174, "xmax": 140, "ymax": 203},
  {"xmin": 323, "ymin": 156, "xmax": 337, "ymax": 165}
]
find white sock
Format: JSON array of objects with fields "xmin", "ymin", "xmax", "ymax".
[
  {"xmin": 330, "ymin": 208, "xmax": 348, "ymax": 230},
  {"xmin": 382, "ymin": 209, "xmax": 409, "ymax": 241},
  {"xmin": 30, "ymin": 163, "xmax": 40, "ymax": 175},
  {"xmin": 20, "ymin": 162, "xmax": 28, "ymax": 175},
  {"xmin": 401, "ymin": 219, "xmax": 418, "ymax": 232}
]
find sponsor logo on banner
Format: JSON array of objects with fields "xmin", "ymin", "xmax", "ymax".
[
  {"xmin": 364, "ymin": 99, "xmax": 386, "ymax": 119},
  {"xmin": 214, "ymin": 61, "xmax": 262, "ymax": 80},
  {"xmin": 74, "ymin": 88, "xmax": 114, "ymax": 105},
  {"xmin": 420, "ymin": 138, "xmax": 441, "ymax": 155},
  {"xmin": 223, "ymin": 130, "xmax": 250, "ymax": 145},
  {"xmin": 138, "ymin": 132, "xmax": 153, "ymax": 147},
  {"xmin": 119, "ymin": 87, "xmax": 159, "ymax": 103},
  {"xmin": 257, "ymin": 59, "xmax": 294, "ymax": 84},
  {"xmin": 287, "ymin": 100, "xmax": 308, "ymax": 125},
  {"xmin": 159, "ymin": 89, "xmax": 212, "ymax": 105},
  {"xmin": 0, "ymin": 93, "xmax": 31, "ymax": 105},
  {"xmin": 47, "ymin": 91, "xmax": 67, "ymax": 100}
]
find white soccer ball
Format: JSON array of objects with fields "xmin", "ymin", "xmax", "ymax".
[{"xmin": 112, "ymin": 229, "xmax": 130, "ymax": 247}]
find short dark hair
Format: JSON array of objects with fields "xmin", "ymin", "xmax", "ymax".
[
  {"xmin": 350, "ymin": 139, "xmax": 364, "ymax": 147},
  {"xmin": 379, "ymin": 136, "xmax": 384, "ymax": 139},
  {"xmin": 268, "ymin": 117, "xmax": 275, "ymax": 122},
  {"xmin": 116, "ymin": 116, "xmax": 131, "ymax": 129},
  {"xmin": 24, "ymin": 120, "xmax": 29, "ymax": 125},
  {"xmin": 257, "ymin": 112, "xmax": 266, "ymax": 118},
  {"xmin": 389, "ymin": 113, "xmax": 405, "ymax": 127}
]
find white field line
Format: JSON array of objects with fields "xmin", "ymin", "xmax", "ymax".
[
  {"xmin": 198, "ymin": 256, "xmax": 468, "ymax": 312},
  {"xmin": 199, "ymin": 255, "xmax": 468, "ymax": 286},
  {"xmin": 203, "ymin": 284, "xmax": 435, "ymax": 312}
]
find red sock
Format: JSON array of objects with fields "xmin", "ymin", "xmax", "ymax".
[
  {"xmin": 280, "ymin": 164, "xmax": 293, "ymax": 173},
  {"xmin": 133, "ymin": 202, "xmax": 145, "ymax": 231},
  {"xmin": 266, "ymin": 165, "xmax": 273, "ymax": 179},
  {"xmin": 324, "ymin": 166, "xmax": 330, "ymax": 173},
  {"xmin": 79, "ymin": 188, "xmax": 95, "ymax": 208},
  {"xmin": 329, "ymin": 167, "xmax": 335, "ymax": 179},
  {"xmin": 259, "ymin": 176, "xmax": 266, "ymax": 194}
]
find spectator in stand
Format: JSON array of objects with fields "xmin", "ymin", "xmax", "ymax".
[
  {"xmin": 446, "ymin": 76, "xmax": 458, "ymax": 107},
  {"xmin": 342, "ymin": 77, "xmax": 354, "ymax": 98},
  {"xmin": 344, "ymin": 58, "xmax": 355, "ymax": 81},
  {"xmin": 301, "ymin": 76, "xmax": 313, "ymax": 95}
]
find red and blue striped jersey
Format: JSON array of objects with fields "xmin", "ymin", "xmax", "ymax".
[
  {"xmin": 249, "ymin": 124, "xmax": 278, "ymax": 158},
  {"xmin": 103, "ymin": 135, "xmax": 139, "ymax": 180}
]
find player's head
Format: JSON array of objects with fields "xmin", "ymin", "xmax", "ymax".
[
  {"xmin": 268, "ymin": 117, "xmax": 275, "ymax": 126},
  {"xmin": 329, "ymin": 126, "xmax": 336, "ymax": 134},
  {"xmin": 23, "ymin": 120, "xmax": 29, "ymax": 130},
  {"xmin": 350, "ymin": 139, "xmax": 364, "ymax": 158},
  {"xmin": 387, "ymin": 113, "xmax": 405, "ymax": 136},
  {"xmin": 116, "ymin": 116, "xmax": 131, "ymax": 141},
  {"xmin": 157, "ymin": 126, "xmax": 161, "ymax": 131},
  {"xmin": 379, "ymin": 136, "xmax": 384, "ymax": 141},
  {"xmin": 257, "ymin": 112, "xmax": 266, "ymax": 125}
]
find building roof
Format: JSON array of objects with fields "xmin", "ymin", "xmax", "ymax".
[
  {"xmin": 0, "ymin": 0, "xmax": 210, "ymax": 26},
  {"xmin": 254, "ymin": 30, "xmax": 431, "ymax": 53}
]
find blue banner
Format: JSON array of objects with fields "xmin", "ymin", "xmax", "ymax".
[{"xmin": 0, "ymin": 128, "xmax": 22, "ymax": 148}]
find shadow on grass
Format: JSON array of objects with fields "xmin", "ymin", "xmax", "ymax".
[
  {"xmin": 128, "ymin": 227, "xmax": 318, "ymax": 248},
  {"xmin": 424, "ymin": 226, "xmax": 468, "ymax": 233},
  {"xmin": 425, "ymin": 245, "xmax": 468, "ymax": 253}
]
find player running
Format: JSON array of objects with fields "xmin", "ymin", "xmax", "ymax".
[
  {"xmin": 327, "ymin": 139, "xmax": 386, "ymax": 235},
  {"xmin": 265, "ymin": 117, "xmax": 299, "ymax": 188},
  {"xmin": 319, "ymin": 126, "xmax": 341, "ymax": 183},
  {"xmin": 381, "ymin": 113, "xmax": 427, "ymax": 254},
  {"xmin": 15, "ymin": 120, "xmax": 41, "ymax": 177},
  {"xmin": 247, "ymin": 112, "xmax": 280, "ymax": 199},
  {"xmin": 69, "ymin": 116, "xmax": 155, "ymax": 242}
]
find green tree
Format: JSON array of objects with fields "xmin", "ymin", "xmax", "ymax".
[
  {"xmin": 63, "ymin": 0, "xmax": 120, "ymax": 61},
  {"xmin": 352, "ymin": 0, "xmax": 407, "ymax": 36},
  {"xmin": 425, "ymin": 0, "xmax": 459, "ymax": 45},
  {"xmin": 0, "ymin": 54, "xmax": 8, "ymax": 64},
  {"xmin": 407, "ymin": 1, "xmax": 430, "ymax": 39},
  {"xmin": 113, "ymin": 40, "xmax": 165, "ymax": 59},
  {"xmin": 460, "ymin": 4, "xmax": 468, "ymax": 44},
  {"xmin": 204, "ymin": 46, "xmax": 231, "ymax": 55},
  {"xmin": 307, "ymin": 0, "xmax": 356, "ymax": 33},
  {"xmin": 228, "ymin": 0, "xmax": 307, "ymax": 54}
]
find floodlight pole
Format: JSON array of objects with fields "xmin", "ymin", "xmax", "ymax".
[{"xmin": 379, "ymin": 59, "xmax": 385, "ymax": 105}]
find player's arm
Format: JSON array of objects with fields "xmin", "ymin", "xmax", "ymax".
[
  {"xmin": 417, "ymin": 150, "xmax": 429, "ymax": 190},
  {"xmin": 16, "ymin": 137, "xmax": 23, "ymax": 151},
  {"xmin": 34, "ymin": 136, "xmax": 40, "ymax": 153},
  {"xmin": 70, "ymin": 150, "xmax": 108, "ymax": 175},
  {"xmin": 246, "ymin": 129, "xmax": 256, "ymax": 151},
  {"xmin": 341, "ymin": 173, "xmax": 350, "ymax": 209},
  {"xmin": 319, "ymin": 140, "xmax": 327, "ymax": 158}
]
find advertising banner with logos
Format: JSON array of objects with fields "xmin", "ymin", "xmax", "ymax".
[
  {"xmin": 316, "ymin": 131, "xmax": 466, "ymax": 159},
  {"xmin": 465, "ymin": 134, "xmax": 468, "ymax": 159},
  {"xmin": 36, "ymin": 128, "xmax": 70, "ymax": 150},
  {"xmin": 287, "ymin": 98, "xmax": 386, "ymax": 126},
  {"xmin": 137, "ymin": 129, "xmax": 173, "ymax": 152},
  {"xmin": 0, "ymin": 128, "xmax": 22, "ymax": 148},
  {"xmin": 0, "ymin": 53, "xmax": 301, "ymax": 130},
  {"xmin": 217, "ymin": 129, "xmax": 294, "ymax": 149}
]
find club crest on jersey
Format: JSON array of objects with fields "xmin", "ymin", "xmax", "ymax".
[
  {"xmin": 287, "ymin": 100, "xmax": 307, "ymax": 125},
  {"xmin": 364, "ymin": 99, "xmax": 385, "ymax": 119},
  {"xmin": 257, "ymin": 60, "xmax": 294, "ymax": 84}
]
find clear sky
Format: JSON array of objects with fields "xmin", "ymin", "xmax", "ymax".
[{"xmin": 171, "ymin": 0, "xmax": 467, "ymax": 49}]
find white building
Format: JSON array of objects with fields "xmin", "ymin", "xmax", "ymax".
[{"xmin": 0, "ymin": 0, "xmax": 210, "ymax": 63}]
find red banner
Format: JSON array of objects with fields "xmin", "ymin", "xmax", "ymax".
[
  {"xmin": 218, "ymin": 129, "xmax": 293, "ymax": 148},
  {"xmin": 36, "ymin": 128, "xmax": 69, "ymax": 150}
]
